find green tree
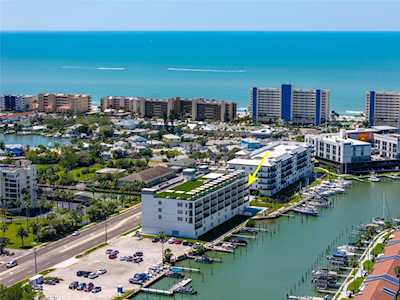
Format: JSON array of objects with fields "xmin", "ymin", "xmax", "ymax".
[
  {"xmin": 163, "ymin": 248, "xmax": 173, "ymax": 264},
  {"xmin": 17, "ymin": 227, "xmax": 29, "ymax": 248},
  {"xmin": 0, "ymin": 282, "xmax": 41, "ymax": 300},
  {"xmin": 0, "ymin": 222, "xmax": 9, "ymax": 237},
  {"xmin": 0, "ymin": 237, "xmax": 9, "ymax": 254}
]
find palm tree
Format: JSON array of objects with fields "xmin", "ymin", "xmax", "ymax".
[
  {"xmin": 0, "ymin": 222, "xmax": 8, "ymax": 237},
  {"xmin": 17, "ymin": 227, "xmax": 29, "ymax": 248},
  {"xmin": 22, "ymin": 190, "xmax": 31, "ymax": 227},
  {"xmin": 0, "ymin": 237, "xmax": 9, "ymax": 255},
  {"xmin": 163, "ymin": 248, "xmax": 173, "ymax": 264},
  {"xmin": 159, "ymin": 231, "xmax": 166, "ymax": 264}
]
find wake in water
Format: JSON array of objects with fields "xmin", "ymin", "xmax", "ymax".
[
  {"xmin": 167, "ymin": 67, "xmax": 246, "ymax": 73},
  {"xmin": 61, "ymin": 66, "xmax": 126, "ymax": 71}
]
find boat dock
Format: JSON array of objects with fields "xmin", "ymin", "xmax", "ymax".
[
  {"xmin": 287, "ymin": 296, "xmax": 324, "ymax": 300},
  {"xmin": 231, "ymin": 233, "xmax": 256, "ymax": 239},
  {"xmin": 141, "ymin": 287, "xmax": 173, "ymax": 296}
]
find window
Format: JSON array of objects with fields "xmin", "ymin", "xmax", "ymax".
[
  {"xmin": 177, "ymin": 210, "xmax": 183, "ymax": 214},
  {"xmin": 158, "ymin": 215, "xmax": 162, "ymax": 219},
  {"xmin": 158, "ymin": 201, "xmax": 162, "ymax": 205},
  {"xmin": 158, "ymin": 208, "xmax": 162, "ymax": 212},
  {"xmin": 177, "ymin": 202, "xmax": 183, "ymax": 207},
  {"xmin": 177, "ymin": 217, "xmax": 183, "ymax": 221}
]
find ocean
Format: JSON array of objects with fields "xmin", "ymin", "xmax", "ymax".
[{"xmin": 1, "ymin": 31, "xmax": 399, "ymax": 113}]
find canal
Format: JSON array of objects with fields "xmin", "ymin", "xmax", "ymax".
[
  {"xmin": 134, "ymin": 179, "xmax": 400, "ymax": 300},
  {"xmin": 0, "ymin": 133, "xmax": 70, "ymax": 147}
]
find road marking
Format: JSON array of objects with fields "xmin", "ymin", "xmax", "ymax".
[{"xmin": 59, "ymin": 212, "xmax": 140, "ymax": 254}]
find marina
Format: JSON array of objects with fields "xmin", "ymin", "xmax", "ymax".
[{"xmin": 134, "ymin": 178, "xmax": 400, "ymax": 299}]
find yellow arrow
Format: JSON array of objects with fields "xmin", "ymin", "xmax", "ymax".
[{"xmin": 247, "ymin": 151, "xmax": 270, "ymax": 186}]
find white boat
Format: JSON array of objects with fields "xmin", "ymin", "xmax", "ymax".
[{"xmin": 368, "ymin": 175, "xmax": 380, "ymax": 182}]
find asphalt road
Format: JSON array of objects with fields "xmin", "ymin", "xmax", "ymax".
[{"xmin": 0, "ymin": 205, "xmax": 142, "ymax": 287}]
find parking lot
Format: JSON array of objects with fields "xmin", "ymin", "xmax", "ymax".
[{"xmin": 43, "ymin": 234, "xmax": 189, "ymax": 300}]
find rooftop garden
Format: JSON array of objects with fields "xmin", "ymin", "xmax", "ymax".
[{"xmin": 155, "ymin": 173, "xmax": 242, "ymax": 201}]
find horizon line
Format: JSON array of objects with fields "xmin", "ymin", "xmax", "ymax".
[{"xmin": 1, "ymin": 29, "xmax": 400, "ymax": 33}]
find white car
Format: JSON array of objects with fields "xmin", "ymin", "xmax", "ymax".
[
  {"xmin": 72, "ymin": 231, "xmax": 80, "ymax": 236},
  {"xmin": 96, "ymin": 269, "xmax": 107, "ymax": 275},
  {"xmin": 167, "ymin": 237, "xmax": 176, "ymax": 244},
  {"xmin": 6, "ymin": 260, "xmax": 17, "ymax": 268},
  {"xmin": 88, "ymin": 272, "xmax": 98, "ymax": 279}
]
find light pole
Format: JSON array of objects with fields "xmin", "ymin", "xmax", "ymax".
[
  {"xmin": 34, "ymin": 248, "xmax": 38, "ymax": 274},
  {"xmin": 105, "ymin": 220, "xmax": 108, "ymax": 243}
]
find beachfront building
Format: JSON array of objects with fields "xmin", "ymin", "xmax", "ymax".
[
  {"xmin": 249, "ymin": 84, "xmax": 329, "ymax": 125},
  {"xmin": 38, "ymin": 93, "xmax": 91, "ymax": 114},
  {"xmin": 0, "ymin": 160, "xmax": 38, "ymax": 210},
  {"xmin": 365, "ymin": 90, "xmax": 400, "ymax": 127},
  {"xmin": 374, "ymin": 133, "xmax": 400, "ymax": 160},
  {"xmin": 100, "ymin": 96, "xmax": 237, "ymax": 122},
  {"xmin": 227, "ymin": 142, "xmax": 314, "ymax": 197},
  {"xmin": 305, "ymin": 131, "xmax": 372, "ymax": 164},
  {"xmin": 141, "ymin": 170, "xmax": 248, "ymax": 238},
  {"xmin": 0, "ymin": 95, "xmax": 36, "ymax": 112}
]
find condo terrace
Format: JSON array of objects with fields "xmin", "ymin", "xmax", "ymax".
[{"xmin": 155, "ymin": 171, "xmax": 243, "ymax": 201}]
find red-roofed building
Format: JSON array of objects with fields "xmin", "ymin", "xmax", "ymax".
[{"xmin": 354, "ymin": 231, "xmax": 400, "ymax": 300}]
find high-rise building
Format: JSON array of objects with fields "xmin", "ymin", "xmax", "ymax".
[
  {"xmin": 249, "ymin": 84, "xmax": 329, "ymax": 125},
  {"xmin": 0, "ymin": 160, "xmax": 38, "ymax": 210},
  {"xmin": 0, "ymin": 95, "xmax": 36, "ymax": 112},
  {"xmin": 141, "ymin": 169, "xmax": 248, "ymax": 238},
  {"xmin": 100, "ymin": 96, "xmax": 236, "ymax": 122},
  {"xmin": 38, "ymin": 93, "xmax": 91, "ymax": 114},
  {"xmin": 228, "ymin": 142, "xmax": 314, "ymax": 197},
  {"xmin": 365, "ymin": 91, "xmax": 400, "ymax": 127}
]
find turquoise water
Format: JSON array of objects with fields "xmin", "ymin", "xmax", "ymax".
[
  {"xmin": 134, "ymin": 180, "xmax": 400, "ymax": 300},
  {"xmin": 0, "ymin": 133, "xmax": 69, "ymax": 147},
  {"xmin": 1, "ymin": 31, "xmax": 400, "ymax": 113}
]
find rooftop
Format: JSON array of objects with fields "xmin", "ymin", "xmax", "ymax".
[
  {"xmin": 228, "ymin": 142, "xmax": 309, "ymax": 167},
  {"xmin": 155, "ymin": 170, "xmax": 243, "ymax": 201}
]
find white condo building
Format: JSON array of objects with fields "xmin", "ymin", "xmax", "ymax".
[
  {"xmin": 305, "ymin": 131, "xmax": 372, "ymax": 164},
  {"xmin": 0, "ymin": 160, "xmax": 38, "ymax": 210},
  {"xmin": 366, "ymin": 91, "xmax": 400, "ymax": 127},
  {"xmin": 374, "ymin": 133, "xmax": 400, "ymax": 160},
  {"xmin": 249, "ymin": 84, "xmax": 329, "ymax": 125},
  {"xmin": 227, "ymin": 142, "xmax": 314, "ymax": 197},
  {"xmin": 141, "ymin": 170, "xmax": 248, "ymax": 239}
]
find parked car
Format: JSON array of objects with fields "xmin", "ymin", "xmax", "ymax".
[
  {"xmin": 69, "ymin": 281, "xmax": 79, "ymax": 289},
  {"xmin": 108, "ymin": 253, "xmax": 117, "ymax": 259},
  {"xmin": 88, "ymin": 272, "xmax": 98, "ymax": 279},
  {"xmin": 126, "ymin": 256, "xmax": 134, "ymax": 262},
  {"xmin": 134, "ymin": 251, "xmax": 143, "ymax": 257},
  {"xmin": 77, "ymin": 283, "xmax": 86, "ymax": 291},
  {"xmin": 119, "ymin": 256, "xmax": 128, "ymax": 261},
  {"xmin": 105, "ymin": 249, "xmax": 114, "ymax": 254},
  {"xmin": 151, "ymin": 238, "xmax": 160, "ymax": 243},
  {"xmin": 6, "ymin": 260, "xmax": 17, "ymax": 268},
  {"xmin": 72, "ymin": 231, "xmax": 80, "ymax": 236},
  {"xmin": 168, "ymin": 237, "xmax": 176, "ymax": 244},
  {"xmin": 84, "ymin": 282, "xmax": 94, "ymax": 292},
  {"xmin": 174, "ymin": 240, "xmax": 182, "ymax": 245},
  {"xmin": 134, "ymin": 257, "xmax": 143, "ymax": 263},
  {"xmin": 182, "ymin": 240, "xmax": 189, "ymax": 246},
  {"xmin": 76, "ymin": 270, "xmax": 90, "ymax": 277},
  {"xmin": 112, "ymin": 250, "xmax": 119, "ymax": 255},
  {"xmin": 96, "ymin": 269, "xmax": 107, "ymax": 275},
  {"xmin": 92, "ymin": 286, "xmax": 102, "ymax": 293}
]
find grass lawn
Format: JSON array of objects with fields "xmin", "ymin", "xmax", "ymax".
[
  {"xmin": 67, "ymin": 163, "xmax": 103, "ymax": 181},
  {"xmin": 173, "ymin": 179, "xmax": 204, "ymax": 192},
  {"xmin": 35, "ymin": 163, "xmax": 103, "ymax": 183},
  {"xmin": 347, "ymin": 277, "xmax": 364, "ymax": 294},
  {"xmin": 1, "ymin": 219, "xmax": 35, "ymax": 249}
]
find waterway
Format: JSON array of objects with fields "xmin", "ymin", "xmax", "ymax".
[
  {"xmin": 134, "ymin": 179, "xmax": 400, "ymax": 300},
  {"xmin": 0, "ymin": 133, "xmax": 70, "ymax": 147}
]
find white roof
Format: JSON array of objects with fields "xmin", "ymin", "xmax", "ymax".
[{"xmin": 203, "ymin": 172, "xmax": 224, "ymax": 180}]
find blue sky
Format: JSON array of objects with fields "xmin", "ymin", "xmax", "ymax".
[{"xmin": 1, "ymin": 0, "xmax": 400, "ymax": 31}]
